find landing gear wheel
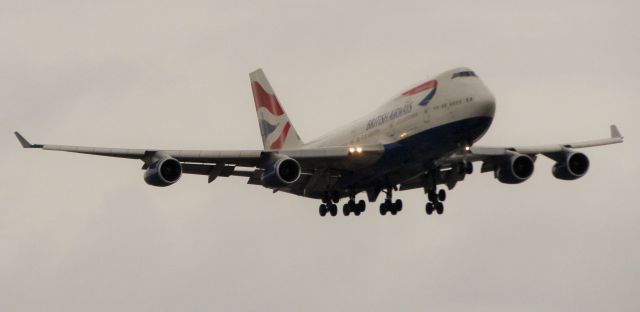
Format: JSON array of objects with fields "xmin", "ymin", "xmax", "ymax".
[
  {"xmin": 379, "ymin": 202, "xmax": 388, "ymax": 215},
  {"xmin": 380, "ymin": 187, "xmax": 401, "ymax": 216},
  {"xmin": 435, "ymin": 202, "xmax": 444, "ymax": 215},
  {"xmin": 319, "ymin": 204, "xmax": 327, "ymax": 217},
  {"xmin": 465, "ymin": 162, "xmax": 473, "ymax": 174},
  {"xmin": 394, "ymin": 199, "xmax": 403, "ymax": 211},
  {"xmin": 426, "ymin": 202, "xmax": 434, "ymax": 215},
  {"xmin": 357, "ymin": 200, "xmax": 366, "ymax": 213},
  {"xmin": 331, "ymin": 193, "xmax": 340, "ymax": 204},
  {"xmin": 384, "ymin": 200, "xmax": 395, "ymax": 215},
  {"xmin": 438, "ymin": 189, "xmax": 446, "ymax": 202},
  {"xmin": 343, "ymin": 203, "xmax": 351, "ymax": 216},
  {"xmin": 329, "ymin": 204, "xmax": 338, "ymax": 216},
  {"xmin": 428, "ymin": 191, "xmax": 437, "ymax": 202}
]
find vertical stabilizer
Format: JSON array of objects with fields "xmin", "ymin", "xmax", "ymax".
[{"xmin": 250, "ymin": 69, "xmax": 304, "ymax": 150}]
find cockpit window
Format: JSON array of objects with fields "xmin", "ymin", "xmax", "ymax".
[{"xmin": 452, "ymin": 71, "xmax": 477, "ymax": 79}]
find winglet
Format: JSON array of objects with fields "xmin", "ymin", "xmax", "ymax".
[
  {"xmin": 14, "ymin": 132, "xmax": 43, "ymax": 148},
  {"xmin": 610, "ymin": 125, "xmax": 623, "ymax": 139}
]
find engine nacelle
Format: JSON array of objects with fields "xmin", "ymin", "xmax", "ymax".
[
  {"xmin": 144, "ymin": 157, "xmax": 182, "ymax": 187},
  {"xmin": 261, "ymin": 156, "xmax": 301, "ymax": 188},
  {"xmin": 496, "ymin": 154, "xmax": 535, "ymax": 184},
  {"xmin": 552, "ymin": 152, "xmax": 589, "ymax": 180}
]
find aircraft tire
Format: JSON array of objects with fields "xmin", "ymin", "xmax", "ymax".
[
  {"xmin": 395, "ymin": 199, "xmax": 403, "ymax": 211},
  {"xmin": 426, "ymin": 202, "xmax": 434, "ymax": 215},
  {"xmin": 319, "ymin": 204, "xmax": 327, "ymax": 217},
  {"xmin": 438, "ymin": 189, "xmax": 446, "ymax": 202},
  {"xmin": 357, "ymin": 200, "xmax": 366, "ymax": 213},
  {"xmin": 428, "ymin": 191, "xmax": 437, "ymax": 202},
  {"xmin": 465, "ymin": 162, "xmax": 473, "ymax": 175},
  {"xmin": 331, "ymin": 193, "xmax": 340, "ymax": 204},
  {"xmin": 435, "ymin": 202, "xmax": 444, "ymax": 215},
  {"xmin": 329, "ymin": 204, "xmax": 338, "ymax": 216},
  {"xmin": 343, "ymin": 204, "xmax": 351, "ymax": 216},
  {"xmin": 379, "ymin": 203, "xmax": 387, "ymax": 215}
]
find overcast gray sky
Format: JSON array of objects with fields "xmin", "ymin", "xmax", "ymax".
[{"xmin": 2, "ymin": 0, "xmax": 639, "ymax": 311}]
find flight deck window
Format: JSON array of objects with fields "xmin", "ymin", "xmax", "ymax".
[{"xmin": 451, "ymin": 71, "xmax": 477, "ymax": 79}]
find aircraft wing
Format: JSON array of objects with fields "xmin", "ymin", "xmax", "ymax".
[
  {"xmin": 398, "ymin": 125, "xmax": 624, "ymax": 192},
  {"xmin": 441, "ymin": 124, "xmax": 624, "ymax": 168},
  {"xmin": 14, "ymin": 131, "xmax": 384, "ymax": 182}
]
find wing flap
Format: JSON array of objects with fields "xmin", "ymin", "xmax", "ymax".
[{"xmin": 165, "ymin": 150, "xmax": 263, "ymax": 167}]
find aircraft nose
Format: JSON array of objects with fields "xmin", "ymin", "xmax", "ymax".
[{"xmin": 476, "ymin": 92, "xmax": 496, "ymax": 118}]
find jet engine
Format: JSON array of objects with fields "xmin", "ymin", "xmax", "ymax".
[
  {"xmin": 261, "ymin": 156, "xmax": 301, "ymax": 188},
  {"xmin": 552, "ymin": 152, "xmax": 589, "ymax": 180},
  {"xmin": 496, "ymin": 154, "xmax": 535, "ymax": 184},
  {"xmin": 144, "ymin": 157, "xmax": 182, "ymax": 187}
]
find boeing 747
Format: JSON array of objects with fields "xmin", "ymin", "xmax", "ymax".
[{"xmin": 15, "ymin": 68, "xmax": 623, "ymax": 216}]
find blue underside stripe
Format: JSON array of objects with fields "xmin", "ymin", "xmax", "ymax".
[{"xmin": 341, "ymin": 116, "xmax": 494, "ymax": 187}]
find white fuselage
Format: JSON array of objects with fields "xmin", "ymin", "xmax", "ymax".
[{"xmin": 306, "ymin": 67, "xmax": 496, "ymax": 150}]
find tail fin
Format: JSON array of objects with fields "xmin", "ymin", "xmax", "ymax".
[{"xmin": 250, "ymin": 69, "xmax": 304, "ymax": 150}]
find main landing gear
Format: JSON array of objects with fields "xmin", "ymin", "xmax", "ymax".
[
  {"xmin": 319, "ymin": 202, "xmax": 337, "ymax": 217},
  {"xmin": 343, "ymin": 198, "xmax": 366, "ymax": 216},
  {"xmin": 379, "ymin": 188, "xmax": 403, "ymax": 216},
  {"xmin": 319, "ymin": 194, "xmax": 338, "ymax": 217},
  {"xmin": 319, "ymin": 193, "xmax": 366, "ymax": 217},
  {"xmin": 425, "ymin": 188, "xmax": 446, "ymax": 215},
  {"xmin": 318, "ymin": 187, "xmax": 449, "ymax": 217},
  {"xmin": 319, "ymin": 193, "xmax": 367, "ymax": 217}
]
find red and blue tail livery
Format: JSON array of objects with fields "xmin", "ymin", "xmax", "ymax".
[{"xmin": 250, "ymin": 69, "xmax": 303, "ymax": 150}]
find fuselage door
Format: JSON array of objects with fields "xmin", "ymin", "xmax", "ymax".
[{"xmin": 422, "ymin": 105, "xmax": 431, "ymax": 125}]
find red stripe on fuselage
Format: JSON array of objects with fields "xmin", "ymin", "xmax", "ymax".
[
  {"xmin": 402, "ymin": 80, "xmax": 438, "ymax": 96},
  {"xmin": 251, "ymin": 81, "xmax": 285, "ymax": 116},
  {"xmin": 270, "ymin": 122, "xmax": 291, "ymax": 150}
]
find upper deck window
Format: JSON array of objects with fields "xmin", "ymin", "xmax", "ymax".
[{"xmin": 452, "ymin": 71, "xmax": 477, "ymax": 79}]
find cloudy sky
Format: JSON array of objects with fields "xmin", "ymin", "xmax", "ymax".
[{"xmin": 2, "ymin": 0, "xmax": 639, "ymax": 311}]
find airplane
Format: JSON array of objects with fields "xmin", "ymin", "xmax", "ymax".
[{"xmin": 15, "ymin": 67, "xmax": 624, "ymax": 217}]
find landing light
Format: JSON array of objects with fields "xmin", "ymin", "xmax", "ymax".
[
  {"xmin": 349, "ymin": 147, "xmax": 364, "ymax": 154},
  {"xmin": 465, "ymin": 145, "xmax": 471, "ymax": 152}
]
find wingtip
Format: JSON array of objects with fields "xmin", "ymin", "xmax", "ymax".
[
  {"xmin": 610, "ymin": 125, "xmax": 623, "ymax": 139},
  {"xmin": 14, "ymin": 131, "xmax": 42, "ymax": 148}
]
